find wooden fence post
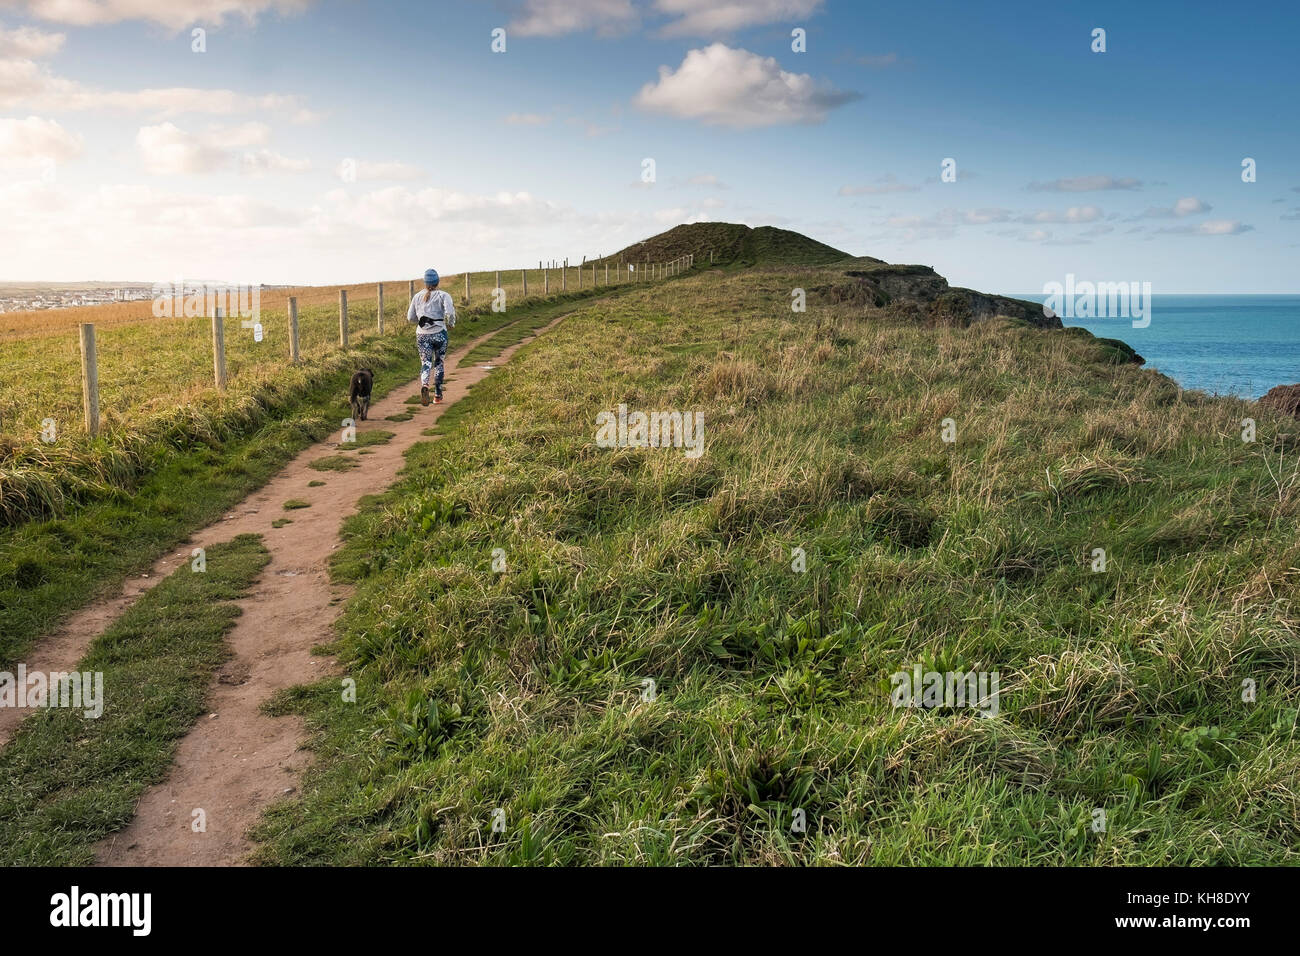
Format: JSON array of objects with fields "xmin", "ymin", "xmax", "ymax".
[
  {"xmin": 562, "ymin": 262, "xmax": 567, "ymax": 291},
  {"xmin": 79, "ymin": 323, "xmax": 99, "ymax": 438},
  {"xmin": 377, "ymin": 283, "xmax": 385, "ymax": 334},
  {"xmin": 339, "ymin": 289, "xmax": 348, "ymax": 347},
  {"xmin": 212, "ymin": 310, "xmax": 227, "ymax": 390},
  {"xmin": 544, "ymin": 268, "xmax": 549, "ymax": 294},
  {"xmin": 288, "ymin": 296, "xmax": 300, "ymax": 363},
  {"xmin": 605, "ymin": 262, "xmax": 609, "ymax": 286},
  {"xmin": 522, "ymin": 269, "xmax": 527, "ymax": 297}
]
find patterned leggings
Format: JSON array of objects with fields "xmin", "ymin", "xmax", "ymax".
[{"xmin": 417, "ymin": 331, "xmax": 448, "ymax": 395}]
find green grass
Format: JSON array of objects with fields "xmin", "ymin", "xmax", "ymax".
[
  {"xmin": 602, "ymin": 222, "xmax": 851, "ymax": 270},
  {"xmin": 0, "ymin": 290, "xmax": 618, "ymax": 665},
  {"xmin": 0, "ymin": 534, "xmax": 269, "ymax": 865},
  {"xmin": 0, "ymin": 271, "xmax": 653, "ymax": 529},
  {"xmin": 308, "ymin": 480, "xmax": 326, "ymax": 488},
  {"xmin": 308, "ymin": 455, "xmax": 357, "ymax": 473},
  {"xmin": 283, "ymin": 499, "xmax": 311, "ymax": 510},
  {"xmin": 338, "ymin": 430, "xmax": 394, "ymax": 450},
  {"xmin": 249, "ymin": 263, "xmax": 1300, "ymax": 865},
  {"xmin": 272, "ymin": 518, "xmax": 293, "ymax": 528}
]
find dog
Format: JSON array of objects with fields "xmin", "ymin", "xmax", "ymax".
[{"xmin": 349, "ymin": 368, "xmax": 374, "ymax": 422}]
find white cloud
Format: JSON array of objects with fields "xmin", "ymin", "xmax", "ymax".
[
  {"xmin": 0, "ymin": 0, "xmax": 313, "ymax": 29},
  {"xmin": 239, "ymin": 148, "xmax": 309, "ymax": 175},
  {"xmin": 1027, "ymin": 174, "xmax": 1142, "ymax": 192},
  {"xmin": 0, "ymin": 173, "xmax": 734, "ymax": 283},
  {"xmin": 0, "ymin": 21, "xmax": 64, "ymax": 56},
  {"xmin": 509, "ymin": 0, "xmax": 637, "ymax": 37},
  {"xmin": 136, "ymin": 122, "xmax": 229, "ymax": 174},
  {"xmin": 686, "ymin": 173, "xmax": 727, "ymax": 188},
  {"xmin": 655, "ymin": 0, "xmax": 823, "ymax": 37},
  {"xmin": 1141, "ymin": 196, "xmax": 1211, "ymax": 218},
  {"xmin": 1156, "ymin": 219, "xmax": 1252, "ymax": 236},
  {"xmin": 634, "ymin": 43, "xmax": 858, "ymax": 128},
  {"xmin": 3, "ymin": 72, "xmax": 300, "ymax": 116},
  {"xmin": 1019, "ymin": 204, "xmax": 1103, "ymax": 224},
  {"xmin": 212, "ymin": 121, "xmax": 270, "ymax": 148},
  {"xmin": 0, "ymin": 114, "xmax": 81, "ymax": 165},
  {"xmin": 316, "ymin": 186, "xmax": 568, "ymax": 236},
  {"xmin": 881, "ymin": 206, "xmax": 1013, "ymax": 240},
  {"xmin": 135, "ymin": 121, "xmax": 298, "ymax": 175},
  {"xmin": 0, "ymin": 55, "xmax": 307, "ymax": 117}
]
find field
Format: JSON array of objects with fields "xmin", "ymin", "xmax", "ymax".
[
  {"xmin": 233, "ymin": 262, "xmax": 1299, "ymax": 865},
  {"xmin": 5, "ymin": 226, "xmax": 1300, "ymax": 865},
  {"xmin": 0, "ymin": 264, "xmax": 658, "ymax": 525},
  {"xmin": 0, "ymin": 267, "xmax": 651, "ymax": 664}
]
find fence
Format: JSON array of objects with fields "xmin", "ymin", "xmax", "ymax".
[{"xmin": 58, "ymin": 253, "xmax": 697, "ymax": 437}]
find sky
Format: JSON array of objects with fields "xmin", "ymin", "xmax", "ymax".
[{"xmin": 0, "ymin": 0, "xmax": 1297, "ymax": 292}]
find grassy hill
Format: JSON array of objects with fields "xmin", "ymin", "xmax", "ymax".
[
  {"xmin": 3, "ymin": 226, "xmax": 1293, "ymax": 866},
  {"xmin": 598, "ymin": 222, "xmax": 852, "ymax": 269},
  {"xmin": 246, "ymin": 258, "xmax": 1300, "ymax": 866}
]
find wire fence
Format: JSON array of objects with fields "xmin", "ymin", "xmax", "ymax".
[{"xmin": 0, "ymin": 254, "xmax": 700, "ymax": 441}]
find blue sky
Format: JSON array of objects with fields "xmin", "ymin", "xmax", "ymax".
[{"xmin": 0, "ymin": 0, "xmax": 1296, "ymax": 291}]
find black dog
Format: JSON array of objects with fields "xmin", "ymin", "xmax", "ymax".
[{"xmin": 349, "ymin": 368, "xmax": 374, "ymax": 421}]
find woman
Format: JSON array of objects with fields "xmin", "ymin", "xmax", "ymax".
[{"xmin": 406, "ymin": 267, "xmax": 457, "ymax": 405}]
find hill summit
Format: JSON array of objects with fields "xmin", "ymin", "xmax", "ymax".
[
  {"xmin": 598, "ymin": 222, "xmax": 851, "ymax": 268},
  {"xmin": 596, "ymin": 222, "xmax": 1085, "ymax": 336}
]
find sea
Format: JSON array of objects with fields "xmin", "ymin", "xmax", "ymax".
[{"xmin": 1008, "ymin": 294, "xmax": 1300, "ymax": 399}]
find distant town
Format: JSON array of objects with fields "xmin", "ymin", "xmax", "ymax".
[
  {"xmin": 0, "ymin": 283, "xmax": 279, "ymax": 314},
  {"xmin": 0, "ymin": 283, "xmax": 159, "ymax": 314}
]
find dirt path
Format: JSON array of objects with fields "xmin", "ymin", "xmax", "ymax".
[{"xmin": 1, "ymin": 314, "xmax": 567, "ymax": 865}]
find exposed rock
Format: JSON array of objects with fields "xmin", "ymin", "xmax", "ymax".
[
  {"xmin": 831, "ymin": 264, "xmax": 1062, "ymax": 329},
  {"xmin": 1258, "ymin": 384, "xmax": 1300, "ymax": 419}
]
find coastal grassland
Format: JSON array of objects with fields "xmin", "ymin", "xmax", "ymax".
[
  {"xmin": 0, "ymin": 285, "xmax": 630, "ymax": 665},
  {"xmin": 0, "ymin": 534, "xmax": 269, "ymax": 866},
  {"xmin": 251, "ymin": 263, "xmax": 1300, "ymax": 865}
]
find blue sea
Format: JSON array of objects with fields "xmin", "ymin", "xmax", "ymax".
[{"xmin": 1008, "ymin": 295, "xmax": 1300, "ymax": 399}]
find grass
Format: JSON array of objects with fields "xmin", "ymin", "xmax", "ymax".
[
  {"xmin": 308, "ymin": 480, "xmax": 326, "ymax": 488},
  {"xmin": 246, "ymin": 262, "xmax": 1300, "ymax": 865},
  {"xmin": 338, "ymin": 430, "xmax": 394, "ymax": 450},
  {"xmin": 308, "ymin": 455, "xmax": 357, "ymax": 473},
  {"xmin": 272, "ymin": 518, "xmax": 293, "ymax": 528},
  {"xmin": 0, "ymin": 533, "xmax": 269, "ymax": 865},
  {"xmin": 283, "ymin": 499, "xmax": 311, "ymax": 510},
  {"xmin": 601, "ymin": 222, "xmax": 851, "ymax": 270},
  {"xmin": 0, "ymin": 285, "xmax": 633, "ymax": 665},
  {"xmin": 0, "ymin": 268, "xmax": 674, "ymax": 528}
]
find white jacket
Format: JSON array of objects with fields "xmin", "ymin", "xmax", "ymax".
[{"xmin": 407, "ymin": 289, "xmax": 457, "ymax": 335}]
